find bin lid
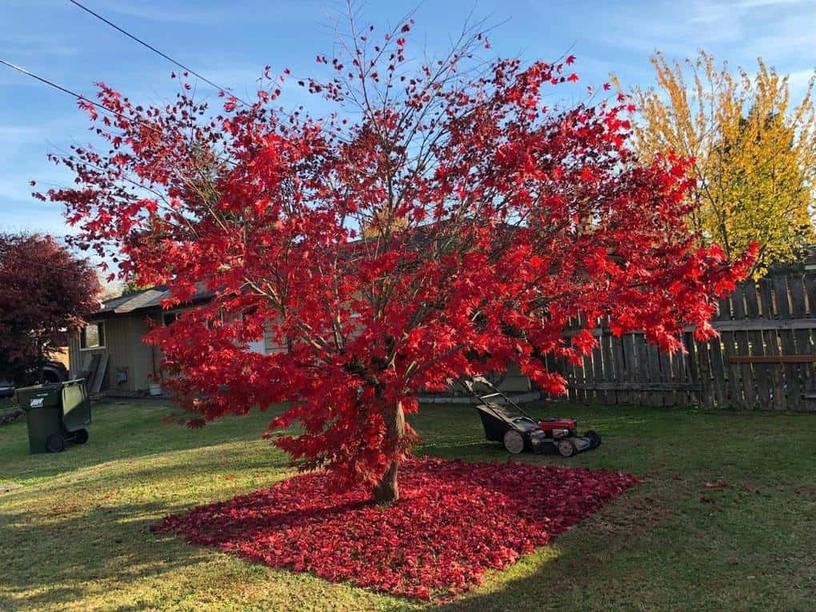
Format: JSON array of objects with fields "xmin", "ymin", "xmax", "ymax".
[
  {"xmin": 15, "ymin": 384, "xmax": 61, "ymax": 409},
  {"xmin": 61, "ymin": 381, "xmax": 91, "ymax": 431}
]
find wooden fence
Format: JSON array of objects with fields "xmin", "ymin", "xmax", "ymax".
[{"xmin": 550, "ymin": 273, "xmax": 816, "ymax": 411}]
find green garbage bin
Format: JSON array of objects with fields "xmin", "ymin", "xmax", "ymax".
[{"xmin": 16, "ymin": 379, "xmax": 91, "ymax": 453}]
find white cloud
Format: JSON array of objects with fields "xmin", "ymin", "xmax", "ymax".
[
  {"xmin": 98, "ymin": 0, "xmax": 324, "ymax": 25},
  {"xmin": 96, "ymin": 1, "xmax": 235, "ymax": 25},
  {"xmin": 727, "ymin": 0, "xmax": 808, "ymax": 8},
  {"xmin": 0, "ymin": 33, "xmax": 79, "ymax": 58},
  {"xmin": 0, "ymin": 200, "xmax": 70, "ymax": 237},
  {"xmin": 596, "ymin": 0, "xmax": 815, "ymax": 72},
  {"xmin": 0, "ymin": 125, "xmax": 48, "ymax": 141},
  {"xmin": 786, "ymin": 68, "xmax": 816, "ymax": 99}
]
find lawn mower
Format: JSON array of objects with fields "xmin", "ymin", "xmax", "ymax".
[{"xmin": 461, "ymin": 376, "xmax": 601, "ymax": 457}]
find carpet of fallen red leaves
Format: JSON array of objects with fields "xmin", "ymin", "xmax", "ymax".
[{"xmin": 153, "ymin": 458, "xmax": 639, "ymax": 600}]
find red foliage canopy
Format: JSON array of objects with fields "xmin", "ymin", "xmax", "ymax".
[
  {"xmin": 0, "ymin": 233, "xmax": 99, "ymax": 380},
  {"xmin": 154, "ymin": 457, "xmax": 640, "ymax": 600},
  {"xmin": 42, "ymin": 20, "xmax": 753, "ymax": 496}
]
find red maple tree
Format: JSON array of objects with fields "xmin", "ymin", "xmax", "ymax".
[
  {"xmin": 0, "ymin": 233, "xmax": 99, "ymax": 382},
  {"xmin": 43, "ymin": 20, "xmax": 753, "ymax": 502}
]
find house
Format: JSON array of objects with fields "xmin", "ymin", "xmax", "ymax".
[
  {"xmin": 68, "ymin": 286, "xmax": 225, "ymax": 395},
  {"xmin": 70, "ymin": 286, "xmax": 531, "ymax": 397}
]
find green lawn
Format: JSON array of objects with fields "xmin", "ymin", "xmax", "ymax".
[{"xmin": 0, "ymin": 399, "xmax": 814, "ymax": 611}]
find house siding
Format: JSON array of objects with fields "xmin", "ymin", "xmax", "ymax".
[
  {"xmin": 69, "ymin": 314, "xmax": 156, "ymax": 393},
  {"xmin": 67, "ymin": 300, "xmax": 534, "ymax": 397},
  {"xmin": 263, "ymin": 321, "xmax": 286, "ymax": 354},
  {"xmin": 126, "ymin": 315, "xmax": 156, "ymax": 391}
]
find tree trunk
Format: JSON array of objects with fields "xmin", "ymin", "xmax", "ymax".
[{"xmin": 372, "ymin": 401, "xmax": 405, "ymax": 504}]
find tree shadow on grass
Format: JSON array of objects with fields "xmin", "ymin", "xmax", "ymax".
[
  {"xmin": 0, "ymin": 400, "xmax": 289, "ymax": 484},
  {"xmin": 0, "ymin": 438, "xmax": 294, "ymax": 610},
  {"xmin": 0, "ymin": 499, "xmax": 209, "ymax": 610}
]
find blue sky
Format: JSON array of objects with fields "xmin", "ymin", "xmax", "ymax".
[{"xmin": 1, "ymin": 0, "xmax": 814, "ymax": 238}]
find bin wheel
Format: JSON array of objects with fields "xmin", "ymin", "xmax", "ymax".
[
  {"xmin": 46, "ymin": 434, "xmax": 65, "ymax": 453},
  {"xmin": 503, "ymin": 430, "xmax": 525, "ymax": 454},
  {"xmin": 557, "ymin": 438, "xmax": 576, "ymax": 458},
  {"xmin": 73, "ymin": 429, "xmax": 89, "ymax": 445}
]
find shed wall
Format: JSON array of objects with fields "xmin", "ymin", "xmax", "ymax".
[{"xmin": 69, "ymin": 314, "xmax": 155, "ymax": 393}]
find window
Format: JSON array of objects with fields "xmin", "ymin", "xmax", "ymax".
[
  {"xmin": 80, "ymin": 322, "xmax": 105, "ymax": 349},
  {"xmin": 163, "ymin": 312, "xmax": 178, "ymax": 326},
  {"xmin": 242, "ymin": 308, "xmax": 266, "ymax": 354}
]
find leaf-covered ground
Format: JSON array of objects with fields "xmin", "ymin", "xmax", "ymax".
[
  {"xmin": 0, "ymin": 399, "xmax": 814, "ymax": 610},
  {"xmin": 155, "ymin": 457, "xmax": 638, "ymax": 599}
]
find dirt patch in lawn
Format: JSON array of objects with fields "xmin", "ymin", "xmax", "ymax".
[{"xmin": 154, "ymin": 457, "xmax": 638, "ymax": 600}]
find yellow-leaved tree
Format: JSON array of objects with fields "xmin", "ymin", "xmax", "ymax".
[{"xmin": 630, "ymin": 51, "xmax": 816, "ymax": 278}]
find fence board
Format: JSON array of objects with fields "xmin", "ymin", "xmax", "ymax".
[
  {"xmin": 633, "ymin": 334, "xmax": 648, "ymax": 406},
  {"xmin": 774, "ymin": 277, "xmax": 801, "ymax": 409},
  {"xmin": 697, "ymin": 335, "xmax": 716, "ymax": 409},
  {"xmin": 548, "ymin": 272, "xmax": 816, "ymax": 410},
  {"xmin": 729, "ymin": 286, "xmax": 753, "ymax": 408},
  {"xmin": 611, "ymin": 335, "xmax": 626, "ymax": 405},
  {"xmin": 682, "ymin": 332, "xmax": 698, "ymax": 406},
  {"xmin": 789, "ymin": 276, "xmax": 814, "ymax": 409},
  {"xmin": 805, "ymin": 275, "xmax": 816, "ymax": 312},
  {"xmin": 591, "ymin": 342, "xmax": 606, "ymax": 404},
  {"xmin": 600, "ymin": 333, "xmax": 616, "ymax": 405},
  {"xmin": 734, "ymin": 331, "xmax": 755, "ymax": 409},
  {"xmin": 723, "ymin": 331, "xmax": 744, "ymax": 408},
  {"xmin": 709, "ymin": 337, "xmax": 728, "ymax": 407}
]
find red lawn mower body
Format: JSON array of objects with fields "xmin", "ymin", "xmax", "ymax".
[{"xmin": 462, "ymin": 377, "xmax": 601, "ymax": 457}]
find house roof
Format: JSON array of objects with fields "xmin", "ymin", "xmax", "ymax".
[
  {"xmin": 91, "ymin": 284, "xmax": 214, "ymax": 318},
  {"xmin": 91, "ymin": 221, "xmax": 517, "ymax": 318}
]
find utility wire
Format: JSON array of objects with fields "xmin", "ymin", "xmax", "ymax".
[
  {"xmin": 0, "ymin": 59, "xmax": 239, "ymax": 224},
  {"xmin": 0, "ymin": 59, "xmax": 94, "ymax": 108},
  {"xmin": 0, "ymin": 59, "xmax": 165, "ymax": 138},
  {"xmin": 0, "ymin": 59, "xmax": 237, "ymax": 168},
  {"xmin": 67, "ymin": 0, "xmax": 251, "ymax": 106},
  {"xmin": 1, "ymin": 60, "xmax": 241, "ymax": 178}
]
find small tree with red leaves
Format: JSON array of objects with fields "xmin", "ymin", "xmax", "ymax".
[
  {"xmin": 43, "ymin": 18, "xmax": 753, "ymax": 503},
  {"xmin": 0, "ymin": 233, "xmax": 99, "ymax": 383}
]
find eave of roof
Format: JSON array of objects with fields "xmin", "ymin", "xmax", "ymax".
[{"xmin": 90, "ymin": 284, "xmax": 214, "ymax": 318}]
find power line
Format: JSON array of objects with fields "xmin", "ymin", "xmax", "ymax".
[
  {"xmin": 0, "ymin": 59, "xmax": 239, "ymax": 219},
  {"xmin": 0, "ymin": 59, "xmax": 94, "ymax": 107},
  {"xmin": 0, "ymin": 59, "xmax": 237, "ymax": 169},
  {"xmin": 0, "ymin": 59, "xmax": 165, "ymax": 138},
  {"xmin": 67, "ymin": 0, "xmax": 251, "ymax": 106}
]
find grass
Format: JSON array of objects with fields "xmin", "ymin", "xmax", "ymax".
[
  {"xmin": 0, "ymin": 399, "xmax": 814, "ymax": 611},
  {"xmin": 0, "ymin": 397, "xmax": 16, "ymax": 411}
]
